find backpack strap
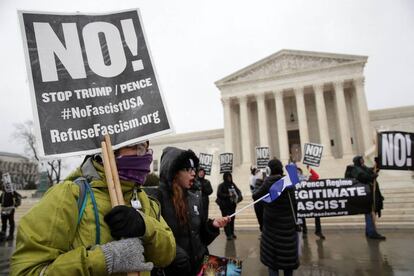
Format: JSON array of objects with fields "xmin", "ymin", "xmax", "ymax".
[{"xmin": 74, "ymin": 177, "xmax": 101, "ymax": 245}]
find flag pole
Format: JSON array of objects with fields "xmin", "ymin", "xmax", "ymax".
[{"xmin": 229, "ymin": 193, "xmax": 269, "ymax": 218}]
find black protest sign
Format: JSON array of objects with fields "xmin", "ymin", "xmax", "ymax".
[
  {"xmin": 255, "ymin": 147, "xmax": 270, "ymax": 169},
  {"xmin": 378, "ymin": 131, "xmax": 414, "ymax": 170},
  {"xmin": 199, "ymin": 153, "xmax": 213, "ymax": 175},
  {"xmin": 18, "ymin": 10, "xmax": 172, "ymax": 158},
  {"xmin": 219, "ymin": 153, "xmax": 233, "ymax": 174},
  {"xmin": 295, "ymin": 178, "xmax": 371, "ymax": 218},
  {"xmin": 303, "ymin": 143, "xmax": 323, "ymax": 167}
]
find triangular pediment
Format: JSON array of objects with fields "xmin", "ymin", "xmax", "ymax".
[{"xmin": 216, "ymin": 49, "xmax": 367, "ymax": 86}]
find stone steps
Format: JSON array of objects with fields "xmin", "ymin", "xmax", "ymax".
[
  {"xmin": 217, "ymin": 214, "xmax": 414, "ymax": 223},
  {"xmin": 14, "ymin": 190, "xmax": 40, "ymax": 224},
  {"xmin": 208, "ymin": 178, "xmax": 414, "ymax": 229},
  {"xmin": 209, "ymin": 207, "xmax": 414, "ymax": 217},
  {"xmin": 234, "ymin": 221, "xmax": 414, "ymax": 231},
  {"xmin": 14, "ymin": 181, "xmax": 414, "ymax": 231}
]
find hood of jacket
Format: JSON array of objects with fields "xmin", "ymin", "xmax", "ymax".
[
  {"xmin": 353, "ymin": 155, "xmax": 363, "ymax": 167},
  {"xmin": 159, "ymin": 147, "xmax": 199, "ymax": 187},
  {"xmin": 222, "ymin": 172, "xmax": 233, "ymax": 183}
]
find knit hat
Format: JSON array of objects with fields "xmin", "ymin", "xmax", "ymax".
[{"xmin": 266, "ymin": 158, "xmax": 283, "ymax": 176}]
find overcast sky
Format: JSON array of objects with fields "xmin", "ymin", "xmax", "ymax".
[{"xmin": 1, "ymin": 0, "xmax": 414, "ymax": 157}]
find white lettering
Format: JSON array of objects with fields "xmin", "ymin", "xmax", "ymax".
[
  {"xmin": 382, "ymin": 133, "xmax": 394, "ymax": 166},
  {"xmin": 394, "ymin": 133, "xmax": 406, "ymax": 167},
  {"xmin": 34, "ymin": 23, "xmax": 86, "ymax": 82},
  {"xmin": 83, "ymin": 22, "xmax": 126, "ymax": 78}
]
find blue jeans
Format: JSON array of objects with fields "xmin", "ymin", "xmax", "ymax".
[
  {"xmin": 269, "ymin": 268, "xmax": 293, "ymax": 276},
  {"xmin": 365, "ymin": 213, "xmax": 376, "ymax": 236}
]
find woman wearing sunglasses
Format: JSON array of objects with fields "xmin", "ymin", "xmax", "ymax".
[{"xmin": 156, "ymin": 147, "xmax": 229, "ymax": 276}]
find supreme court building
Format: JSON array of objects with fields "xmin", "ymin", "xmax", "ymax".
[{"xmin": 151, "ymin": 50, "xmax": 414, "ymax": 194}]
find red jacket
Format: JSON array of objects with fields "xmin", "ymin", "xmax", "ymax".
[{"xmin": 308, "ymin": 168, "xmax": 320, "ymax": 181}]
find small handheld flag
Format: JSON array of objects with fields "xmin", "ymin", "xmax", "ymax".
[
  {"xmin": 263, "ymin": 163, "xmax": 299, "ymax": 203},
  {"xmin": 229, "ymin": 163, "xmax": 299, "ymax": 218}
]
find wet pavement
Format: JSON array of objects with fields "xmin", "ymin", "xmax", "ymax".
[
  {"xmin": 207, "ymin": 229, "xmax": 414, "ymax": 276},
  {"xmin": 1, "ymin": 229, "xmax": 413, "ymax": 275},
  {"xmin": 0, "ymin": 239, "xmax": 14, "ymax": 276}
]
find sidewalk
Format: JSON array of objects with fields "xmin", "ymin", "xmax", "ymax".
[
  {"xmin": 208, "ymin": 229, "xmax": 414, "ymax": 276},
  {"xmin": 1, "ymin": 229, "xmax": 413, "ymax": 275}
]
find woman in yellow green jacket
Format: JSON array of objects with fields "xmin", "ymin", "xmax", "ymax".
[{"xmin": 11, "ymin": 143, "xmax": 176, "ymax": 275}]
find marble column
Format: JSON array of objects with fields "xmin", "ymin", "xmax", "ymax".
[
  {"xmin": 239, "ymin": 95, "xmax": 251, "ymax": 163},
  {"xmin": 333, "ymin": 80, "xmax": 353, "ymax": 156},
  {"xmin": 294, "ymin": 86, "xmax": 309, "ymax": 152},
  {"xmin": 256, "ymin": 93, "xmax": 270, "ymax": 147},
  {"xmin": 222, "ymin": 97, "xmax": 233, "ymax": 153},
  {"xmin": 354, "ymin": 77, "xmax": 373, "ymax": 154},
  {"xmin": 313, "ymin": 83, "xmax": 333, "ymax": 157},
  {"xmin": 274, "ymin": 90, "xmax": 289, "ymax": 161}
]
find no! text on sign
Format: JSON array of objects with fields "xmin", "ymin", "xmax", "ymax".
[
  {"xmin": 18, "ymin": 9, "xmax": 172, "ymax": 158},
  {"xmin": 303, "ymin": 143, "xmax": 323, "ymax": 167}
]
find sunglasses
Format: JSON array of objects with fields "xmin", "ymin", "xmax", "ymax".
[
  {"xmin": 136, "ymin": 143, "xmax": 153, "ymax": 156},
  {"xmin": 182, "ymin": 167, "xmax": 196, "ymax": 173}
]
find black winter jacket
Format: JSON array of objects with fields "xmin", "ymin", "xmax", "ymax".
[
  {"xmin": 191, "ymin": 177, "xmax": 213, "ymax": 215},
  {"xmin": 0, "ymin": 191, "xmax": 22, "ymax": 208},
  {"xmin": 253, "ymin": 175, "xmax": 300, "ymax": 271},
  {"xmin": 216, "ymin": 177, "xmax": 242, "ymax": 214},
  {"xmin": 347, "ymin": 157, "xmax": 384, "ymax": 216},
  {"xmin": 156, "ymin": 147, "xmax": 219, "ymax": 275}
]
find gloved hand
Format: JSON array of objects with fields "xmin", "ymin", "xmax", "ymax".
[
  {"xmin": 101, "ymin": 238, "xmax": 153, "ymax": 273},
  {"xmin": 104, "ymin": 205, "xmax": 146, "ymax": 239},
  {"xmin": 170, "ymin": 246, "xmax": 191, "ymax": 274}
]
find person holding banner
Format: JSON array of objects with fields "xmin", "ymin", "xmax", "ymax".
[
  {"xmin": 156, "ymin": 147, "xmax": 229, "ymax": 275},
  {"xmin": 348, "ymin": 156, "xmax": 385, "ymax": 240},
  {"xmin": 11, "ymin": 142, "xmax": 176, "ymax": 275},
  {"xmin": 216, "ymin": 172, "xmax": 243, "ymax": 241},
  {"xmin": 297, "ymin": 166, "xmax": 325, "ymax": 239},
  {"xmin": 253, "ymin": 158, "xmax": 299, "ymax": 276}
]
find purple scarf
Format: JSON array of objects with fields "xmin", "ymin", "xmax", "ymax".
[{"xmin": 116, "ymin": 153, "xmax": 153, "ymax": 185}]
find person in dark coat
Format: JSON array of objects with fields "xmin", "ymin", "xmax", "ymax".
[
  {"xmin": 156, "ymin": 147, "xmax": 229, "ymax": 275},
  {"xmin": 191, "ymin": 168, "xmax": 213, "ymax": 218},
  {"xmin": 0, "ymin": 184, "xmax": 22, "ymax": 241},
  {"xmin": 253, "ymin": 158, "xmax": 299, "ymax": 276},
  {"xmin": 348, "ymin": 155, "xmax": 385, "ymax": 240},
  {"xmin": 216, "ymin": 172, "xmax": 242, "ymax": 240},
  {"xmin": 253, "ymin": 170, "xmax": 266, "ymax": 232}
]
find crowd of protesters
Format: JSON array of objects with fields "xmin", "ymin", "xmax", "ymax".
[{"xmin": 2, "ymin": 139, "xmax": 387, "ymax": 276}]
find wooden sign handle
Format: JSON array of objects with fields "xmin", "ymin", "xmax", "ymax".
[
  {"xmin": 104, "ymin": 135, "xmax": 125, "ymax": 205},
  {"xmin": 102, "ymin": 135, "xmax": 139, "ymax": 276}
]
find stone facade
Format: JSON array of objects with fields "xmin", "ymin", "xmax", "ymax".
[
  {"xmin": 0, "ymin": 152, "xmax": 38, "ymax": 189},
  {"xmin": 216, "ymin": 50, "xmax": 373, "ymax": 164},
  {"xmin": 151, "ymin": 50, "xmax": 414, "ymax": 195}
]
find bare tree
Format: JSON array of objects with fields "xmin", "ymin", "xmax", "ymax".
[{"xmin": 13, "ymin": 120, "xmax": 62, "ymax": 185}]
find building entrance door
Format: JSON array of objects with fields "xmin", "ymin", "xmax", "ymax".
[{"xmin": 288, "ymin": 130, "xmax": 301, "ymax": 162}]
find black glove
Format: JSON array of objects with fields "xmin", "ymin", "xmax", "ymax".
[
  {"xmin": 168, "ymin": 246, "xmax": 191, "ymax": 275},
  {"xmin": 104, "ymin": 205, "xmax": 146, "ymax": 239}
]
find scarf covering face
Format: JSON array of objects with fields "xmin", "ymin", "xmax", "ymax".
[{"xmin": 116, "ymin": 153, "xmax": 153, "ymax": 184}]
